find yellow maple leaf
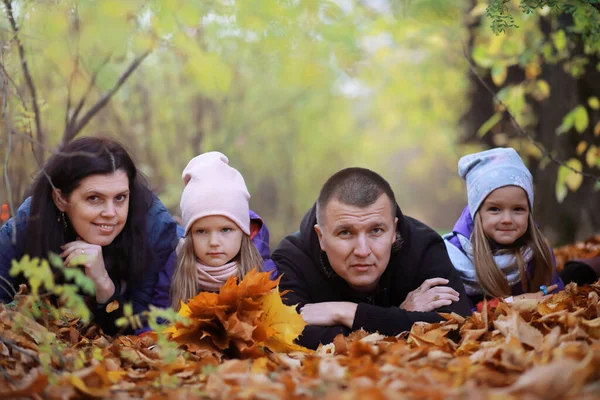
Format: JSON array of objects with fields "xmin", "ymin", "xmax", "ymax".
[{"xmin": 257, "ymin": 289, "xmax": 310, "ymax": 354}]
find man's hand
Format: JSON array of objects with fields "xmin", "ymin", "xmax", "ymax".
[
  {"xmin": 300, "ymin": 302, "xmax": 358, "ymax": 328},
  {"xmin": 400, "ymin": 278, "xmax": 460, "ymax": 312}
]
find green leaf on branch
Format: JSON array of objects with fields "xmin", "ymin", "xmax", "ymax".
[
  {"xmin": 556, "ymin": 158, "xmax": 584, "ymax": 201},
  {"xmin": 573, "ymin": 106, "xmax": 589, "ymax": 133},
  {"xmin": 557, "ymin": 105, "xmax": 589, "ymax": 135},
  {"xmin": 588, "ymin": 97, "xmax": 600, "ymax": 110},
  {"xmin": 555, "ymin": 180, "xmax": 568, "ymax": 203},
  {"xmin": 10, "ymin": 256, "xmax": 55, "ymax": 296},
  {"xmin": 491, "ymin": 65, "xmax": 507, "ymax": 86},
  {"xmin": 565, "ymin": 159, "xmax": 584, "ymax": 192},
  {"xmin": 48, "ymin": 253, "xmax": 96, "ymax": 296},
  {"xmin": 586, "ymin": 145, "xmax": 599, "ymax": 168},
  {"xmin": 553, "ymin": 30, "xmax": 567, "ymax": 52},
  {"xmin": 478, "ymin": 112, "xmax": 502, "ymax": 137},
  {"xmin": 534, "ymin": 80, "xmax": 550, "ymax": 100}
]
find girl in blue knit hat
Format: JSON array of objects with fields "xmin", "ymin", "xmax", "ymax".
[{"xmin": 443, "ymin": 148, "xmax": 563, "ymax": 310}]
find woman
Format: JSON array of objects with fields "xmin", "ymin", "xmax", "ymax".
[{"xmin": 0, "ymin": 137, "xmax": 179, "ymax": 334}]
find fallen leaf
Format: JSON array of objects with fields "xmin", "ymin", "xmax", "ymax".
[
  {"xmin": 105, "ymin": 300, "xmax": 120, "ymax": 313},
  {"xmin": 0, "ymin": 370, "xmax": 48, "ymax": 398}
]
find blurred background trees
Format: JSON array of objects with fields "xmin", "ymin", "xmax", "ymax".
[{"xmin": 0, "ymin": 0, "xmax": 598, "ymax": 247}]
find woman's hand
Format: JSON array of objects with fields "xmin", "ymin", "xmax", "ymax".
[{"xmin": 60, "ymin": 239, "xmax": 115, "ymax": 303}]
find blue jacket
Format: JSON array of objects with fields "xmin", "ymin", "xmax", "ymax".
[{"xmin": 0, "ymin": 196, "xmax": 180, "ymax": 328}]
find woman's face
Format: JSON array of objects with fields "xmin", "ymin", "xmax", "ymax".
[{"xmin": 55, "ymin": 170, "xmax": 130, "ymax": 246}]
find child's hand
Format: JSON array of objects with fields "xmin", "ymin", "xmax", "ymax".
[
  {"xmin": 512, "ymin": 284, "xmax": 559, "ymax": 301},
  {"xmin": 400, "ymin": 278, "xmax": 461, "ymax": 312}
]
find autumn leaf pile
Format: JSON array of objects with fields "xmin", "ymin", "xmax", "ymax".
[
  {"xmin": 1, "ymin": 273, "xmax": 600, "ymax": 399},
  {"xmin": 554, "ymin": 234, "xmax": 600, "ymax": 271},
  {"xmin": 166, "ymin": 269, "xmax": 309, "ymax": 358}
]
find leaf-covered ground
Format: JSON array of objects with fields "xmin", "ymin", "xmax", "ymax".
[
  {"xmin": 2, "ymin": 257, "xmax": 600, "ymax": 398},
  {"xmin": 554, "ymin": 235, "xmax": 600, "ymax": 271}
]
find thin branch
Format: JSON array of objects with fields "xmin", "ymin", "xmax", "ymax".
[
  {"xmin": 0, "ymin": 48, "xmax": 43, "ymax": 174},
  {"xmin": 1, "ymin": 50, "xmax": 17, "ymax": 245},
  {"xmin": 64, "ymin": 53, "xmax": 79, "ymax": 135},
  {"xmin": 62, "ymin": 50, "xmax": 150, "ymax": 144},
  {"xmin": 0, "ymin": 62, "xmax": 25, "ymax": 106},
  {"xmin": 0, "ymin": 275, "xmax": 16, "ymax": 299},
  {"xmin": 3, "ymin": 0, "xmax": 43, "ymax": 161},
  {"xmin": 462, "ymin": 44, "xmax": 600, "ymax": 182},
  {"xmin": 66, "ymin": 55, "xmax": 112, "ymax": 135}
]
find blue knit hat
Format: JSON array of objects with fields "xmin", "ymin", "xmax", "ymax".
[{"xmin": 458, "ymin": 148, "xmax": 534, "ymax": 217}]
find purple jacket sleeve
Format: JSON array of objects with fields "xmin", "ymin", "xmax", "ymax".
[
  {"xmin": 151, "ymin": 251, "xmax": 178, "ymax": 309},
  {"xmin": 249, "ymin": 210, "xmax": 277, "ymax": 279}
]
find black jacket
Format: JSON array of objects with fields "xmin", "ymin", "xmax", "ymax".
[{"xmin": 273, "ymin": 203, "xmax": 472, "ymax": 350}]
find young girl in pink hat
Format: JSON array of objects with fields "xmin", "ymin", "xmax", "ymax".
[{"xmin": 152, "ymin": 152, "xmax": 265, "ymax": 310}]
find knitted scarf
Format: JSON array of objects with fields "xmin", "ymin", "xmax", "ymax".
[{"xmin": 444, "ymin": 233, "xmax": 533, "ymax": 296}]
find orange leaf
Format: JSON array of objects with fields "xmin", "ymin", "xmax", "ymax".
[
  {"xmin": 105, "ymin": 300, "xmax": 119, "ymax": 313},
  {"xmin": 70, "ymin": 375, "xmax": 109, "ymax": 398}
]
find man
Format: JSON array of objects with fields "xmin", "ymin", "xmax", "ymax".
[{"xmin": 273, "ymin": 167, "xmax": 472, "ymax": 349}]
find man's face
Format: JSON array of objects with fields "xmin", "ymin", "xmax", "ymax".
[{"xmin": 314, "ymin": 195, "xmax": 397, "ymax": 293}]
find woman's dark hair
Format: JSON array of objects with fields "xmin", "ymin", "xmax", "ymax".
[{"xmin": 24, "ymin": 137, "xmax": 153, "ymax": 286}]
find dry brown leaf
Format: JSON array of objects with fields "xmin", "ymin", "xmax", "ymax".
[
  {"xmin": 493, "ymin": 310, "xmax": 543, "ymax": 349},
  {"xmin": 0, "ymin": 369, "xmax": 48, "ymax": 398}
]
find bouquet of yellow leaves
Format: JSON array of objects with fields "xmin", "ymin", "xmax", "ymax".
[{"xmin": 166, "ymin": 268, "xmax": 311, "ymax": 359}]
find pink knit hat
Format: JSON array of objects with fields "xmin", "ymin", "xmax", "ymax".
[{"xmin": 180, "ymin": 152, "xmax": 250, "ymax": 235}]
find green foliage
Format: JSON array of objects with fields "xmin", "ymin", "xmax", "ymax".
[
  {"xmin": 9, "ymin": 254, "xmax": 93, "ymax": 322},
  {"xmin": 486, "ymin": 0, "xmax": 518, "ymax": 33},
  {"xmin": 10, "ymin": 256, "xmax": 55, "ymax": 296},
  {"xmin": 557, "ymin": 105, "xmax": 589, "ymax": 135},
  {"xmin": 48, "ymin": 252, "xmax": 95, "ymax": 296},
  {"xmin": 556, "ymin": 158, "xmax": 583, "ymax": 203},
  {"xmin": 486, "ymin": 0, "xmax": 600, "ymax": 45}
]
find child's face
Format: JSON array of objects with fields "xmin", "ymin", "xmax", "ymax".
[
  {"xmin": 480, "ymin": 185, "xmax": 529, "ymax": 245},
  {"xmin": 190, "ymin": 215, "xmax": 243, "ymax": 267}
]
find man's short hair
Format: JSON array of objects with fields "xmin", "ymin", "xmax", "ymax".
[{"xmin": 316, "ymin": 167, "xmax": 397, "ymax": 225}]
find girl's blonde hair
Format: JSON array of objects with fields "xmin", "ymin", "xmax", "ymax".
[
  {"xmin": 169, "ymin": 232, "xmax": 264, "ymax": 310},
  {"xmin": 472, "ymin": 212, "xmax": 554, "ymax": 298}
]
